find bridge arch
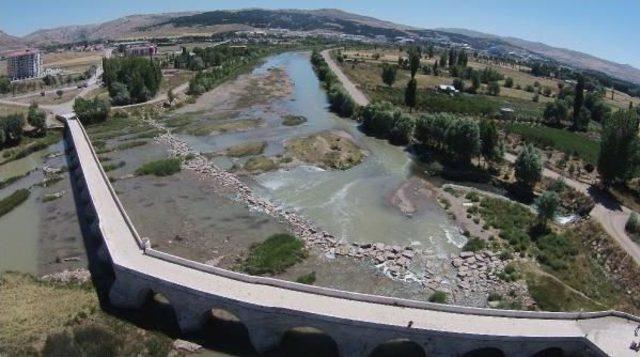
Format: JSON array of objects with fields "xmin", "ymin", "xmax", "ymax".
[
  {"xmin": 369, "ymin": 338, "xmax": 426, "ymax": 357},
  {"xmin": 462, "ymin": 347, "xmax": 505, "ymax": 357},
  {"xmin": 532, "ymin": 347, "xmax": 565, "ymax": 357},
  {"xmin": 279, "ymin": 326, "xmax": 340, "ymax": 357}
]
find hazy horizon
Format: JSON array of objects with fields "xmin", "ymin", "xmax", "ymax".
[{"xmin": 2, "ymin": 0, "xmax": 638, "ymax": 69}]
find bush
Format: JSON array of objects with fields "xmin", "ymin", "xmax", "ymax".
[
  {"xmin": 241, "ymin": 234, "xmax": 307, "ymax": 275},
  {"xmin": 429, "ymin": 290, "xmax": 447, "ymax": 303},
  {"xmin": 465, "ymin": 191, "xmax": 480, "ymax": 202},
  {"xmin": 536, "ymin": 233, "xmax": 577, "ymax": 270},
  {"xmin": 135, "ymin": 158, "xmax": 181, "ymax": 176},
  {"xmin": 499, "ymin": 263, "xmax": 521, "ymax": 281},
  {"xmin": 463, "ymin": 238, "xmax": 486, "ymax": 252},
  {"xmin": 295, "ymin": 271, "xmax": 317, "ymax": 285},
  {"xmin": 626, "ymin": 213, "xmax": 640, "ymax": 234}
]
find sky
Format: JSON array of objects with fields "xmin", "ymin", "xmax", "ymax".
[{"xmin": 1, "ymin": 0, "xmax": 639, "ymax": 68}]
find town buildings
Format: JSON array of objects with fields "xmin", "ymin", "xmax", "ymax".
[{"xmin": 7, "ymin": 49, "xmax": 42, "ymax": 80}]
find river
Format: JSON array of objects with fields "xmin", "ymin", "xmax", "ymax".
[{"xmin": 174, "ymin": 51, "xmax": 466, "ymax": 256}]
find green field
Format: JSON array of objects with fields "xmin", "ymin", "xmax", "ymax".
[{"xmin": 506, "ymin": 123, "xmax": 600, "ymax": 164}]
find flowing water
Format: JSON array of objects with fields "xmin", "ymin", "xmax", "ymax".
[{"xmin": 176, "ymin": 52, "xmax": 465, "ymax": 256}]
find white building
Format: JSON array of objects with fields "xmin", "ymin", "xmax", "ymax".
[{"xmin": 7, "ymin": 49, "xmax": 42, "ymax": 80}]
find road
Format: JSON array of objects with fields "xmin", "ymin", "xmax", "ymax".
[
  {"xmin": 321, "ymin": 49, "xmax": 370, "ymax": 107},
  {"xmin": 505, "ymin": 153, "xmax": 640, "ymax": 265},
  {"xmin": 323, "ymin": 47, "xmax": 640, "ymax": 265}
]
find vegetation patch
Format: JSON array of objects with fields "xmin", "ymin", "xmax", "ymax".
[
  {"xmin": 0, "ymin": 171, "xmax": 31, "ymax": 189},
  {"xmin": 428, "ymin": 290, "xmax": 447, "ymax": 303},
  {"xmin": 243, "ymin": 156, "xmax": 277, "ymax": 172},
  {"xmin": 240, "ymin": 233, "xmax": 307, "ymax": 275},
  {"xmin": 0, "ymin": 189, "xmax": 30, "ymax": 218},
  {"xmin": 0, "ymin": 272, "xmax": 173, "ymax": 356},
  {"xmin": 479, "ymin": 197, "xmax": 533, "ymax": 252},
  {"xmin": 506, "ymin": 123, "xmax": 599, "ymax": 164},
  {"xmin": 225, "ymin": 141, "xmax": 267, "ymax": 157},
  {"xmin": 282, "ymin": 115, "xmax": 308, "ymax": 126},
  {"xmin": 525, "ymin": 270, "xmax": 602, "ymax": 312},
  {"xmin": 286, "ymin": 132, "xmax": 364, "ymax": 170},
  {"xmin": 135, "ymin": 158, "xmax": 181, "ymax": 176},
  {"xmin": 103, "ymin": 161, "xmax": 126, "ymax": 172},
  {"xmin": 295, "ymin": 271, "xmax": 317, "ymax": 285},
  {"xmin": 174, "ymin": 119, "xmax": 262, "ymax": 136}
]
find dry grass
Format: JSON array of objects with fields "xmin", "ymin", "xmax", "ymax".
[
  {"xmin": 0, "ymin": 273, "xmax": 98, "ymax": 352},
  {"xmin": 0, "ymin": 103, "xmax": 28, "ymax": 116},
  {"xmin": 43, "ymin": 51, "xmax": 102, "ymax": 73}
]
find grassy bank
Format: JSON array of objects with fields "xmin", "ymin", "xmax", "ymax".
[
  {"xmin": 0, "ymin": 189, "xmax": 30, "ymax": 218},
  {"xmin": 0, "ymin": 131, "xmax": 61, "ymax": 166},
  {"xmin": 476, "ymin": 196, "xmax": 631, "ymax": 311},
  {"xmin": 135, "ymin": 158, "xmax": 181, "ymax": 177},
  {"xmin": 505, "ymin": 123, "xmax": 599, "ymax": 164},
  {"xmin": 240, "ymin": 233, "xmax": 307, "ymax": 275},
  {"xmin": 0, "ymin": 272, "xmax": 173, "ymax": 356}
]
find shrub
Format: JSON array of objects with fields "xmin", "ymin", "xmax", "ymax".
[
  {"xmin": 463, "ymin": 238, "xmax": 486, "ymax": 252},
  {"xmin": 74, "ymin": 97, "xmax": 110, "ymax": 125},
  {"xmin": 626, "ymin": 213, "xmax": 640, "ymax": 234},
  {"xmin": 465, "ymin": 191, "xmax": 480, "ymax": 202},
  {"xmin": 135, "ymin": 158, "xmax": 181, "ymax": 176},
  {"xmin": 295, "ymin": 271, "xmax": 317, "ymax": 285},
  {"xmin": 429, "ymin": 290, "xmax": 447, "ymax": 303},
  {"xmin": 241, "ymin": 234, "xmax": 307, "ymax": 275}
]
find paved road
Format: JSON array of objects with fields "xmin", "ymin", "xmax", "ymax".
[
  {"xmin": 505, "ymin": 153, "xmax": 640, "ymax": 265},
  {"xmin": 321, "ymin": 49, "xmax": 370, "ymax": 107},
  {"xmin": 63, "ymin": 114, "xmax": 640, "ymax": 357}
]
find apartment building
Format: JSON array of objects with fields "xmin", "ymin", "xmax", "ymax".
[{"xmin": 7, "ymin": 49, "xmax": 42, "ymax": 80}]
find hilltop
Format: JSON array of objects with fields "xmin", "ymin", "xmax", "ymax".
[{"xmin": 1, "ymin": 8, "xmax": 639, "ymax": 84}]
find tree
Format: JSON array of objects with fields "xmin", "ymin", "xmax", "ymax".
[
  {"xmin": 598, "ymin": 109, "xmax": 640, "ymax": 186},
  {"xmin": 389, "ymin": 111, "xmax": 415, "ymax": 145},
  {"xmin": 448, "ymin": 49, "xmax": 457, "ymax": 70},
  {"xmin": 73, "ymin": 97, "xmax": 110, "ymax": 125},
  {"xmin": 573, "ymin": 74, "xmax": 585, "ymax": 130},
  {"xmin": 504, "ymin": 77, "xmax": 514, "ymax": 88},
  {"xmin": 433, "ymin": 60, "xmax": 439, "ymax": 76},
  {"xmin": 168, "ymin": 88, "xmax": 175, "ymax": 104},
  {"xmin": 515, "ymin": 143, "xmax": 542, "ymax": 192},
  {"xmin": 0, "ymin": 76, "xmax": 10, "ymax": 94},
  {"xmin": 469, "ymin": 72, "xmax": 481, "ymax": 93},
  {"xmin": 2, "ymin": 114, "xmax": 25, "ymax": 145},
  {"xmin": 27, "ymin": 103, "xmax": 47, "ymax": 135},
  {"xmin": 487, "ymin": 81, "xmax": 500, "ymax": 96},
  {"xmin": 452, "ymin": 78, "xmax": 465, "ymax": 92},
  {"xmin": 381, "ymin": 63, "xmax": 397, "ymax": 87},
  {"xmin": 439, "ymin": 52, "xmax": 448, "ymax": 68},
  {"xmin": 404, "ymin": 78, "xmax": 417, "ymax": 111},
  {"xmin": 543, "ymin": 100, "xmax": 568, "ymax": 126},
  {"xmin": 408, "ymin": 47, "xmax": 421, "ymax": 78},
  {"xmin": 56, "ymin": 89, "xmax": 64, "ymax": 98},
  {"xmin": 427, "ymin": 45, "xmax": 434, "ymax": 59},
  {"xmin": 479, "ymin": 119, "xmax": 501, "ymax": 162},
  {"xmin": 535, "ymin": 191, "xmax": 559, "ymax": 227},
  {"xmin": 444, "ymin": 118, "xmax": 481, "ymax": 165}
]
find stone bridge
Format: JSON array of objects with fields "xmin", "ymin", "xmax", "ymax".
[{"xmin": 62, "ymin": 114, "xmax": 639, "ymax": 357}]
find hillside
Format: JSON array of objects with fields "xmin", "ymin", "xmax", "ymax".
[
  {"xmin": 0, "ymin": 30, "xmax": 24, "ymax": 51},
  {"xmin": 1, "ymin": 8, "xmax": 638, "ymax": 84},
  {"xmin": 435, "ymin": 27, "xmax": 640, "ymax": 85}
]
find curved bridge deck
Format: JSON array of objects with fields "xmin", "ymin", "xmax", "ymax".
[{"xmin": 63, "ymin": 115, "xmax": 638, "ymax": 356}]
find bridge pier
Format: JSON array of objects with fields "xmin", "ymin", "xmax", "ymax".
[{"xmin": 108, "ymin": 272, "xmax": 150, "ymax": 309}]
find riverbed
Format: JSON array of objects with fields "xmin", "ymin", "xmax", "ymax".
[{"xmin": 172, "ymin": 52, "xmax": 466, "ymax": 256}]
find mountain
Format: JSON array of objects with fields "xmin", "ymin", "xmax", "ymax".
[
  {"xmin": 435, "ymin": 28, "xmax": 640, "ymax": 85},
  {"xmin": 1, "ymin": 8, "xmax": 639, "ymax": 85},
  {"xmin": 0, "ymin": 30, "xmax": 25, "ymax": 51}
]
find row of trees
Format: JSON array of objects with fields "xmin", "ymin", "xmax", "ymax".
[
  {"xmin": 102, "ymin": 57, "xmax": 162, "ymax": 105},
  {"xmin": 414, "ymin": 113, "xmax": 503, "ymax": 165},
  {"xmin": 310, "ymin": 50, "xmax": 356, "ymax": 117},
  {"xmin": 173, "ymin": 45, "xmax": 249, "ymax": 71},
  {"xmin": 360, "ymin": 102, "xmax": 414, "ymax": 145},
  {"xmin": 189, "ymin": 46, "xmax": 269, "ymax": 95}
]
